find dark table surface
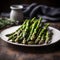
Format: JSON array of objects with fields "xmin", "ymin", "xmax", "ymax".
[{"xmin": 0, "ymin": 22, "xmax": 60, "ymax": 60}]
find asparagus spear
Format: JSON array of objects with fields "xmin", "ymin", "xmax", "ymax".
[
  {"xmin": 31, "ymin": 17, "xmax": 36, "ymax": 22},
  {"xmin": 45, "ymin": 30, "xmax": 53, "ymax": 44},
  {"xmin": 35, "ymin": 23, "xmax": 49, "ymax": 44},
  {"xmin": 23, "ymin": 20, "xmax": 30, "ymax": 38},
  {"xmin": 39, "ymin": 32, "xmax": 46, "ymax": 44},
  {"xmin": 15, "ymin": 20, "xmax": 29, "ymax": 42},
  {"xmin": 31, "ymin": 17, "xmax": 42, "ymax": 40},
  {"xmin": 45, "ymin": 31, "xmax": 49, "ymax": 43},
  {"xmin": 27, "ymin": 20, "xmax": 38, "ymax": 41}
]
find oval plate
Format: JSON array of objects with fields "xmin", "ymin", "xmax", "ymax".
[{"xmin": 0, "ymin": 26, "xmax": 60, "ymax": 47}]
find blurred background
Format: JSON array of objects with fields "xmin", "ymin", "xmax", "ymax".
[
  {"xmin": 0, "ymin": 0, "xmax": 60, "ymax": 29},
  {"xmin": 0, "ymin": 0, "xmax": 60, "ymax": 13}
]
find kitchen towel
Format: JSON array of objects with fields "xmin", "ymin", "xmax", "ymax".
[{"xmin": 23, "ymin": 3, "xmax": 60, "ymax": 22}]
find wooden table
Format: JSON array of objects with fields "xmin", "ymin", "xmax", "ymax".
[{"xmin": 0, "ymin": 22, "xmax": 60, "ymax": 60}]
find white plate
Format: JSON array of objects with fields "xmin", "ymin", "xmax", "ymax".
[{"xmin": 0, "ymin": 26, "xmax": 60, "ymax": 47}]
